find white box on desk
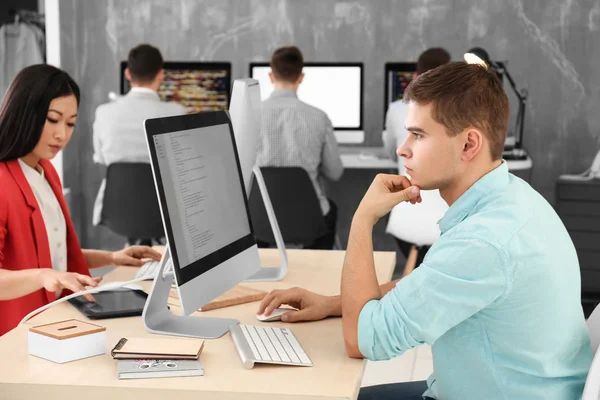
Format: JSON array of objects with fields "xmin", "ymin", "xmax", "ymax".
[{"xmin": 28, "ymin": 319, "xmax": 106, "ymax": 363}]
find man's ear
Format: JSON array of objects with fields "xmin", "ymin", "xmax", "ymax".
[
  {"xmin": 125, "ymin": 67, "xmax": 132, "ymax": 83},
  {"xmin": 297, "ymin": 72, "xmax": 305, "ymax": 85},
  {"xmin": 462, "ymin": 128, "xmax": 485, "ymax": 162},
  {"xmin": 156, "ymin": 69, "xmax": 165, "ymax": 83},
  {"xmin": 268, "ymin": 72, "xmax": 275, "ymax": 84}
]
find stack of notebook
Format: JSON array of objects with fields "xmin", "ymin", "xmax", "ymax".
[{"xmin": 111, "ymin": 337, "xmax": 205, "ymax": 379}]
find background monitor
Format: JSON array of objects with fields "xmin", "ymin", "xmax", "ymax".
[
  {"xmin": 384, "ymin": 62, "xmax": 417, "ymax": 127},
  {"xmin": 144, "ymin": 111, "xmax": 260, "ymax": 317},
  {"xmin": 249, "ymin": 62, "xmax": 364, "ymax": 143},
  {"xmin": 228, "ymin": 78, "xmax": 261, "ymax": 196},
  {"xmin": 383, "ymin": 61, "xmax": 505, "ymax": 127},
  {"xmin": 121, "ymin": 62, "xmax": 232, "ymax": 113}
]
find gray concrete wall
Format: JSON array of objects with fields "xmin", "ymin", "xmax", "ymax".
[{"xmin": 58, "ymin": 0, "xmax": 600, "ymax": 248}]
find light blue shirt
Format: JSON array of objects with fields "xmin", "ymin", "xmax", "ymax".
[{"xmin": 358, "ymin": 161, "xmax": 592, "ymax": 400}]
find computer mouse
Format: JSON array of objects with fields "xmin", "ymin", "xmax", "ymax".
[{"xmin": 256, "ymin": 307, "xmax": 293, "ymax": 322}]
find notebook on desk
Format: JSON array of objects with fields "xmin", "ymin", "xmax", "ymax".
[{"xmin": 111, "ymin": 337, "xmax": 205, "ymax": 360}]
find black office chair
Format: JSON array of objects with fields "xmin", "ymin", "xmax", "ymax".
[
  {"xmin": 249, "ymin": 166, "xmax": 334, "ymax": 249},
  {"xmin": 101, "ymin": 163, "xmax": 164, "ymax": 245}
]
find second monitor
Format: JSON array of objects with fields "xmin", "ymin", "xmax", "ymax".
[
  {"xmin": 250, "ymin": 62, "xmax": 364, "ymax": 144},
  {"xmin": 120, "ymin": 61, "xmax": 232, "ymax": 113}
]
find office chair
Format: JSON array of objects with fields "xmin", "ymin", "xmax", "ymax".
[
  {"xmin": 101, "ymin": 163, "xmax": 164, "ymax": 245},
  {"xmin": 582, "ymin": 303, "xmax": 600, "ymax": 399},
  {"xmin": 385, "ymin": 189, "xmax": 448, "ymax": 276},
  {"xmin": 248, "ymin": 167, "xmax": 333, "ymax": 249}
]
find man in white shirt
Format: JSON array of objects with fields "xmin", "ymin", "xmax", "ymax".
[
  {"xmin": 92, "ymin": 44, "xmax": 186, "ymax": 241},
  {"xmin": 382, "ymin": 48, "xmax": 450, "ymax": 268}
]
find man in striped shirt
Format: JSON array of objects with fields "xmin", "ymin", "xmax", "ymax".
[{"xmin": 256, "ymin": 46, "xmax": 343, "ymax": 249}]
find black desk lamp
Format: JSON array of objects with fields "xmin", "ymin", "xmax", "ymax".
[{"xmin": 464, "ymin": 47, "xmax": 528, "ymax": 156}]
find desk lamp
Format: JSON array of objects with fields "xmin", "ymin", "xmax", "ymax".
[{"xmin": 464, "ymin": 47, "xmax": 528, "ymax": 159}]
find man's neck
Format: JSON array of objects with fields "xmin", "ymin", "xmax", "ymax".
[
  {"xmin": 440, "ymin": 159, "xmax": 503, "ymax": 206},
  {"xmin": 130, "ymin": 82, "xmax": 160, "ymax": 93},
  {"xmin": 273, "ymin": 82, "xmax": 299, "ymax": 92}
]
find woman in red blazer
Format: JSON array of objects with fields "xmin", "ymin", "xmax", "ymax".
[{"xmin": 0, "ymin": 65, "xmax": 161, "ymax": 336}]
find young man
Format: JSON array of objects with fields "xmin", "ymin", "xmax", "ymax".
[
  {"xmin": 258, "ymin": 63, "xmax": 592, "ymax": 400},
  {"xmin": 383, "ymin": 48, "xmax": 451, "ymax": 270},
  {"xmin": 92, "ymin": 44, "xmax": 186, "ymax": 236},
  {"xmin": 256, "ymin": 46, "xmax": 343, "ymax": 249}
]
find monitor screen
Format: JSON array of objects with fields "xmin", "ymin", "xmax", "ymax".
[
  {"xmin": 385, "ymin": 63, "xmax": 416, "ymax": 107},
  {"xmin": 120, "ymin": 62, "xmax": 231, "ymax": 113},
  {"xmin": 145, "ymin": 112, "xmax": 255, "ymax": 286},
  {"xmin": 384, "ymin": 62, "xmax": 504, "ymax": 127},
  {"xmin": 249, "ymin": 62, "xmax": 363, "ymax": 131}
]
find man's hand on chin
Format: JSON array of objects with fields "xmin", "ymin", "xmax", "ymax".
[{"xmin": 354, "ymin": 174, "xmax": 422, "ymax": 226}]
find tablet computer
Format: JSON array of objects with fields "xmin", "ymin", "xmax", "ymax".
[{"xmin": 68, "ymin": 289, "xmax": 148, "ymax": 320}]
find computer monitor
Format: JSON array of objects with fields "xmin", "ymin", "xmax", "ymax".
[
  {"xmin": 383, "ymin": 62, "xmax": 505, "ymax": 127},
  {"xmin": 120, "ymin": 61, "xmax": 232, "ymax": 113},
  {"xmin": 228, "ymin": 79, "xmax": 261, "ymax": 196},
  {"xmin": 143, "ymin": 111, "xmax": 261, "ymax": 338},
  {"xmin": 383, "ymin": 63, "xmax": 417, "ymax": 127},
  {"xmin": 228, "ymin": 78, "xmax": 289, "ymax": 282},
  {"xmin": 249, "ymin": 62, "xmax": 364, "ymax": 143}
]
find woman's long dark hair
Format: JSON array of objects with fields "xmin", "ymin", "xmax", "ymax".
[{"xmin": 0, "ymin": 64, "xmax": 80, "ymax": 161}]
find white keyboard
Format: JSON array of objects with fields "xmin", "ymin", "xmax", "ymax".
[
  {"xmin": 230, "ymin": 324, "xmax": 313, "ymax": 369},
  {"xmin": 134, "ymin": 258, "xmax": 172, "ymax": 280}
]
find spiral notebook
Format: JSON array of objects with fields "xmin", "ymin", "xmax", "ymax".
[{"xmin": 111, "ymin": 337, "xmax": 205, "ymax": 360}]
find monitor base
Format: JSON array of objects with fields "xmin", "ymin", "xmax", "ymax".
[
  {"xmin": 142, "ymin": 247, "xmax": 238, "ymax": 339},
  {"xmin": 244, "ymin": 166, "xmax": 288, "ymax": 282},
  {"xmin": 246, "ymin": 266, "xmax": 286, "ymax": 281}
]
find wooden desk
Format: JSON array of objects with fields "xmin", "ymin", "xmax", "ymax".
[{"xmin": 0, "ymin": 249, "xmax": 395, "ymax": 400}]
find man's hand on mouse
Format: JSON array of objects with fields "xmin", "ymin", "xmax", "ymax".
[{"xmin": 257, "ymin": 287, "xmax": 341, "ymax": 323}]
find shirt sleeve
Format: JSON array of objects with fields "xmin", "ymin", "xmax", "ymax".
[
  {"xmin": 358, "ymin": 237, "xmax": 509, "ymax": 361},
  {"xmin": 383, "ymin": 108, "xmax": 398, "ymax": 161},
  {"xmin": 319, "ymin": 117, "xmax": 343, "ymax": 181},
  {"xmin": 92, "ymin": 108, "xmax": 106, "ymax": 165}
]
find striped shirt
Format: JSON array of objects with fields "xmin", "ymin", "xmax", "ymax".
[{"xmin": 256, "ymin": 89, "xmax": 343, "ymax": 215}]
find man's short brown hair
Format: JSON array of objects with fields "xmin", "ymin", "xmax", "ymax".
[
  {"xmin": 270, "ymin": 46, "xmax": 303, "ymax": 83},
  {"xmin": 127, "ymin": 44, "xmax": 163, "ymax": 84},
  {"xmin": 404, "ymin": 62, "xmax": 509, "ymax": 160},
  {"xmin": 416, "ymin": 48, "xmax": 451, "ymax": 75}
]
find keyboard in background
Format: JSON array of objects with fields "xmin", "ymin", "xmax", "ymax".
[
  {"xmin": 230, "ymin": 324, "xmax": 313, "ymax": 369},
  {"xmin": 134, "ymin": 258, "xmax": 171, "ymax": 280}
]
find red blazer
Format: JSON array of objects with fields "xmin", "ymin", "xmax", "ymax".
[{"xmin": 0, "ymin": 159, "xmax": 90, "ymax": 336}]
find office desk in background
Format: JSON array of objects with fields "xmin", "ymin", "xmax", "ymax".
[
  {"xmin": 333, "ymin": 146, "xmax": 534, "ymax": 253},
  {"xmin": 0, "ymin": 249, "xmax": 395, "ymax": 400}
]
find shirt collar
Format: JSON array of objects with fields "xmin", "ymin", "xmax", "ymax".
[
  {"xmin": 18, "ymin": 158, "xmax": 45, "ymax": 182},
  {"xmin": 438, "ymin": 161, "xmax": 509, "ymax": 234},
  {"xmin": 129, "ymin": 87, "xmax": 160, "ymax": 99},
  {"xmin": 269, "ymin": 89, "xmax": 298, "ymax": 99}
]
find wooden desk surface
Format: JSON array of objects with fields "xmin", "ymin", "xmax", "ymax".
[{"xmin": 0, "ymin": 249, "xmax": 395, "ymax": 400}]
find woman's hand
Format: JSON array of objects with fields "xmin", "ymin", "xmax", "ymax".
[
  {"xmin": 38, "ymin": 270, "xmax": 102, "ymax": 301},
  {"xmin": 111, "ymin": 245, "xmax": 162, "ymax": 267}
]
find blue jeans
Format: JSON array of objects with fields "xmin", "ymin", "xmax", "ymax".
[{"xmin": 358, "ymin": 381, "xmax": 433, "ymax": 400}]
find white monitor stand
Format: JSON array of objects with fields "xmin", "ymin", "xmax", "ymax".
[
  {"xmin": 245, "ymin": 165, "xmax": 288, "ymax": 282},
  {"xmin": 142, "ymin": 246, "xmax": 238, "ymax": 339}
]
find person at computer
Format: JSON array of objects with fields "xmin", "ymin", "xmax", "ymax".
[
  {"xmin": 256, "ymin": 45, "xmax": 343, "ymax": 249},
  {"xmin": 383, "ymin": 47, "xmax": 450, "ymax": 271},
  {"xmin": 0, "ymin": 64, "xmax": 162, "ymax": 336},
  {"xmin": 258, "ymin": 63, "xmax": 592, "ymax": 399},
  {"xmin": 92, "ymin": 44, "xmax": 186, "ymax": 245}
]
